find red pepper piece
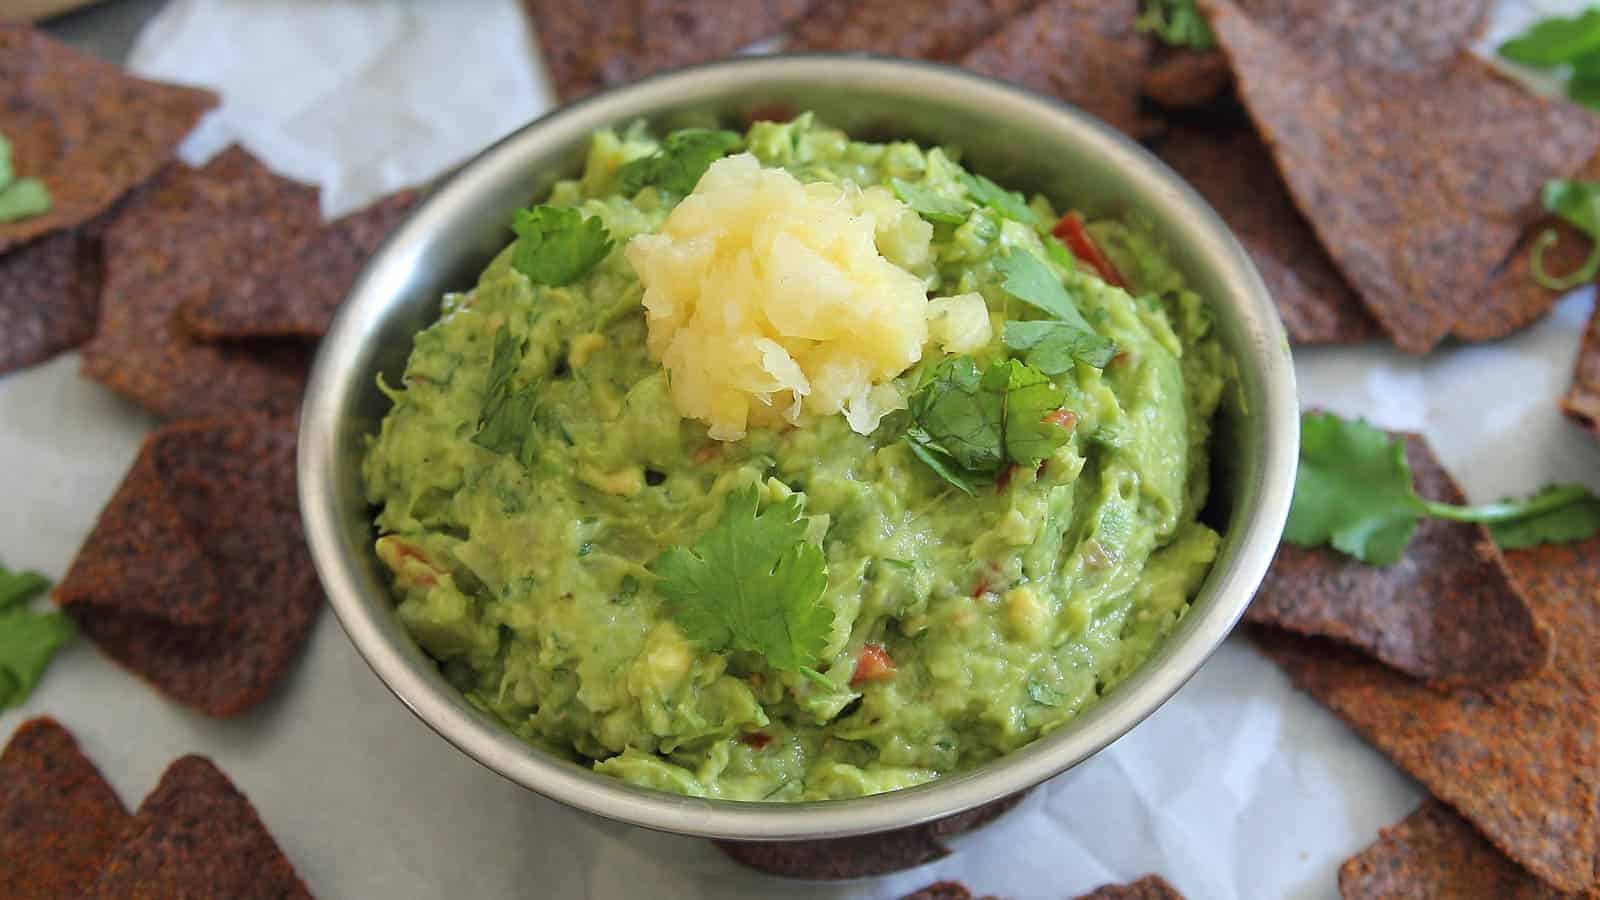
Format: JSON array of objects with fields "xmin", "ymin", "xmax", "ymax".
[
  {"xmin": 1052, "ymin": 211, "xmax": 1126, "ymax": 289},
  {"xmin": 850, "ymin": 644, "xmax": 896, "ymax": 685}
]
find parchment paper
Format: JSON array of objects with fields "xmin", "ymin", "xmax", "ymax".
[{"xmin": 2, "ymin": 2, "xmax": 1594, "ymax": 897}]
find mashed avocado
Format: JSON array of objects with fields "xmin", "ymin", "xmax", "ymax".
[{"xmin": 363, "ymin": 115, "xmax": 1232, "ymax": 801}]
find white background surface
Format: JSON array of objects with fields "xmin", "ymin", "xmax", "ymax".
[{"xmin": 3, "ymin": 1, "xmax": 1596, "ymax": 897}]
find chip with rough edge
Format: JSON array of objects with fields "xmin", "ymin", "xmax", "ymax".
[
  {"xmin": 0, "ymin": 26, "xmax": 216, "ymax": 254},
  {"xmin": 1562, "ymin": 293, "xmax": 1600, "ymax": 438},
  {"xmin": 87, "ymin": 755, "xmax": 311, "ymax": 899},
  {"xmin": 716, "ymin": 790, "xmax": 1027, "ymax": 879},
  {"xmin": 898, "ymin": 883, "xmax": 981, "ymax": 900},
  {"xmin": 1073, "ymin": 875, "xmax": 1187, "ymax": 899},
  {"xmin": 960, "ymin": 0, "xmax": 1152, "ymax": 139},
  {"xmin": 1339, "ymin": 801, "xmax": 1573, "ymax": 899},
  {"xmin": 0, "ymin": 717, "xmax": 131, "ymax": 900},
  {"xmin": 81, "ymin": 148, "xmax": 319, "ymax": 420},
  {"xmin": 1248, "ymin": 432, "xmax": 1551, "ymax": 685},
  {"xmin": 1141, "ymin": 48, "xmax": 1231, "ymax": 110},
  {"xmin": 527, "ymin": 0, "xmax": 818, "ymax": 102},
  {"xmin": 183, "ymin": 188, "xmax": 420, "ymax": 341},
  {"xmin": 791, "ymin": 0, "xmax": 1034, "ymax": 61},
  {"xmin": 62, "ymin": 415, "xmax": 323, "ymax": 718},
  {"xmin": 1197, "ymin": 0, "xmax": 1600, "ymax": 353},
  {"xmin": 0, "ymin": 227, "xmax": 101, "ymax": 375},
  {"xmin": 1157, "ymin": 123, "xmax": 1378, "ymax": 345},
  {"xmin": 1250, "ymin": 532, "xmax": 1600, "ymax": 892}
]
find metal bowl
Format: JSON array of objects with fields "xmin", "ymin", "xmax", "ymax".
[{"xmin": 299, "ymin": 55, "xmax": 1298, "ymax": 842}]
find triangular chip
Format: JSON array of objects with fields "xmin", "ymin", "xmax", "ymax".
[
  {"xmin": 63, "ymin": 415, "xmax": 323, "ymax": 717},
  {"xmin": 790, "ymin": 0, "xmax": 1033, "ymax": 61},
  {"xmin": 81, "ymin": 148, "xmax": 319, "ymax": 420},
  {"xmin": 960, "ymin": 0, "xmax": 1150, "ymax": 139},
  {"xmin": 716, "ymin": 790, "xmax": 1026, "ymax": 878},
  {"xmin": 0, "ymin": 25, "xmax": 216, "ymax": 253},
  {"xmin": 1075, "ymin": 876, "xmax": 1186, "ymax": 899},
  {"xmin": 1563, "ymin": 292, "xmax": 1600, "ymax": 438},
  {"xmin": 182, "ymin": 188, "xmax": 420, "ymax": 341},
  {"xmin": 528, "ymin": 0, "xmax": 817, "ymax": 101},
  {"xmin": 1339, "ymin": 801, "xmax": 1574, "ymax": 900},
  {"xmin": 0, "ymin": 717, "xmax": 130, "ymax": 900},
  {"xmin": 1198, "ymin": 0, "xmax": 1600, "ymax": 352},
  {"xmin": 1247, "ymin": 433, "xmax": 1550, "ymax": 684},
  {"xmin": 87, "ymin": 755, "xmax": 310, "ymax": 899},
  {"xmin": 1157, "ymin": 123, "xmax": 1378, "ymax": 345},
  {"xmin": 0, "ymin": 227, "xmax": 101, "ymax": 375},
  {"xmin": 1252, "ymin": 534, "xmax": 1600, "ymax": 892}
]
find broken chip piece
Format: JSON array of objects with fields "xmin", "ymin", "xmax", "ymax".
[
  {"xmin": 0, "ymin": 717, "xmax": 131, "ymax": 900},
  {"xmin": 59, "ymin": 415, "xmax": 322, "ymax": 718},
  {"xmin": 0, "ymin": 228, "xmax": 102, "ymax": 375},
  {"xmin": 1074, "ymin": 875, "xmax": 1187, "ymax": 899},
  {"xmin": 1339, "ymin": 800, "xmax": 1573, "ymax": 900}
]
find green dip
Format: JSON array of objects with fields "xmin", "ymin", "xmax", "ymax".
[{"xmin": 364, "ymin": 115, "xmax": 1232, "ymax": 801}]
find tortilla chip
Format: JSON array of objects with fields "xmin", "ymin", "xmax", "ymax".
[
  {"xmin": 960, "ymin": 0, "xmax": 1151, "ymax": 139},
  {"xmin": 790, "ymin": 0, "xmax": 1033, "ymax": 61},
  {"xmin": 1075, "ymin": 876, "xmax": 1186, "ymax": 899},
  {"xmin": 87, "ymin": 755, "xmax": 310, "ymax": 899},
  {"xmin": 1157, "ymin": 123, "xmax": 1378, "ymax": 345},
  {"xmin": 1339, "ymin": 801, "xmax": 1574, "ymax": 899},
  {"xmin": 61, "ymin": 415, "xmax": 323, "ymax": 717},
  {"xmin": 0, "ymin": 26, "xmax": 216, "ymax": 254},
  {"xmin": 1198, "ymin": 0, "xmax": 1600, "ymax": 353},
  {"xmin": 183, "ymin": 188, "xmax": 420, "ymax": 341},
  {"xmin": 0, "ymin": 227, "xmax": 101, "ymax": 374},
  {"xmin": 899, "ymin": 883, "xmax": 980, "ymax": 900},
  {"xmin": 1141, "ymin": 50, "xmax": 1231, "ymax": 111},
  {"xmin": 81, "ymin": 148, "xmax": 319, "ymax": 420},
  {"xmin": 528, "ymin": 0, "xmax": 817, "ymax": 102},
  {"xmin": 1227, "ymin": 0, "xmax": 1491, "ymax": 71},
  {"xmin": 0, "ymin": 717, "xmax": 130, "ymax": 900},
  {"xmin": 1251, "ymin": 534, "xmax": 1600, "ymax": 892},
  {"xmin": 1562, "ymin": 291, "xmax": 1600, "ymax": 438},
  {"xmin": 1247, "ymin": 433, "xmax": 1550, "ymax": 684},
  {"xmin": 716, "ymin": 790, "xmax": 1026, "ymax": 878}
]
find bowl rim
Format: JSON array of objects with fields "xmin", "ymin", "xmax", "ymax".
[{"xmin": 300, "ymin": 52, "xmax": 1299, "ymax": 841}]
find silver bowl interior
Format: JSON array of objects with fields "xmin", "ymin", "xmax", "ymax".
[{"xmin": 299, "ymin": 55, "xmax": 1299, "ymax": 841}]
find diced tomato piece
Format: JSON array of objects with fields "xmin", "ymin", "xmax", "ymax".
[
  {"xmin": 851, "ymin": 644, "xmax": 896, "ymax": 685},
  {"xmin": 1043, "ymin": 408, "xmax": 1078, "ymax": 431},
  {"xmin": 693, "ymin": 443, "xmax": 722, "ymax": 464},
  {"xmin": 739, "ymin": 731, "xmax": 773, "ymax": 750},
  {"xmin": 1052, "ymin": 211, "xmax": 1127, "ymax": 289}
]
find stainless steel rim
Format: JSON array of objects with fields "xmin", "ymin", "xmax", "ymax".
[{"xmin": 300, "ymin": 54, "xmax": 1299, "ymax": 841}]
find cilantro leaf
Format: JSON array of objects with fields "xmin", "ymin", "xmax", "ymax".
[
  {"xmin": 1135, "ymin": 0, "xmax": 1215, "ymax": 50},
  {"xmin": 993, "ymin": 360, "xmax": 1073, "ymax": 467},
  {"xmin": 904, "ymin": 430, "xmax": 978, "ymax": 496},
  {"xmin": 1003, "ymin": 320, "xmax": 1117, "ymax": 373},
  {"xmin": 473, "ymin": 325, "xmax": 543, "ymax": 466},
  {"xmin": 891, "ymin": 178, "xmax": 973, "ymax": 225},
  {"xmin": 0, "ymin": 566, "xmax": 49, "ymax": 610},
  {"xmin": 995, "ymin": 250, "xmax": 1094, "ymax": 331},
  {"xmin": 907, "ymin": 356, "xmax": 1006, "ymax": 474},
  {"xmin": 510, "ymin": 205, "xmax": 612, "ymax": 287},
  {"xmin": 0, "ymin": 132, "xmax": 13, "ymax": 188},
  {"xmin": 615, "ymin": 128, "xmax": 742, "ymax": 196},
  {"xmin": 1488, "ymin": 485, "xmax": 1600, "ymax": 549},
  {"xmin": 960, "ymin": 171, "xmax": 1040, "ymax": 226},
  {"xmin": 1499, "ymin": 9, "xmax": 1600, "ymax": 66},
  {"xmin": 1027, "ymin": 679, "xmax": 1065, "ymax": 707},
  {"xmin": 1531, "ymin": 179, "xmax": 1600, "ymax": 290},
  {"xmin": 0, "ymin": 563, "xmax": 70, "ymax": 709},
  {"xmin": 652, "ymin": 486, "xmax": 833, "ymax": 675},
  {"xmin": 0, "ymin": 178, "xmax": 50, "ymax": 224}
]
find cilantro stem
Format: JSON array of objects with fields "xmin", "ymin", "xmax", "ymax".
[
  {"xmin": 1421, "ymin": 484, "xmax": 1592, "ymax": 525},
  {"xmin": 1531, "ymin": 227, "xmax": 1600, "ymax": 291}
]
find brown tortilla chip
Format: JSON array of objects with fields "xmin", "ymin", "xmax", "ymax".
[
  {"xmin": 1076, "ymin": 875, "xmax": 1186, "ymax": 899},
  {"xmin": 528, "ymin": 0, "xmax": 817, "ymax": 102},
  {"xmin": 81, "ymin": 148, "xmax": 319, "ymax": 420},
  {"xmin": 1562, "ymin": 290, "xmax": 1600, "ymax": 437},
  {"xmin": 716, "ymin": 789, "xmax": 1026, "ymax": 878},
  {"xmin": 1339, "ymin": 801, "xmax": 1575, "ymax": 899},
  {"xmin": 1247, "ymin": 433, "xmax": 1550, "ymax": 684},
  {"xmin": 960, "ymin": 0, "xmax": 1151, "ymax": 139},
  {"xmin": 61, "ymin": 415, "xmax": 323, "ymax": 717},
  {"xmin": 1198, "ymin": 0, "xmax": 1600, "ymax": 353},
  {"xmin": 899, "ymin": 883, "xmax": 981, "ymax": 900},
  {"xmin": 0, "ymin": 717, "xmax": 130, "ymax": 900},
  {"xmin": 0, "ymin": 227, "xmax": 101, "ymax": 374},
  {"xmin": 790, "ymin": 0, "xmax": 1034, "ymax": 61},
  {"xmin": 0, "ymin": 26, "xmax": 216, "ymax": 254},
  {"xmin": 88, "ymin": 755, "xmax": 311, "ymax": 899},
  {"xmin": 1228, "ymin": 0, "xmax": 1491, "ymax": 72},
  {"xmin": 1141, "ymin": 50, "xmax": 1231, "ymax": 111},
  {"xmin": 1157, "ymin": 123, "xmax": 1378, "ymax": 344},
  {"xmin": 1251, "ymin": 534, "xmax": 1600, "ymax": 892},
  {"xmin": 183, "ymin": 188, "xmax": 420, "ymax": 341}
]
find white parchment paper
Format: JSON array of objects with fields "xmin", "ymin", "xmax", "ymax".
[{"xmin": 2, "ymin": 1, "xmax": 1596, "ymax": 897}]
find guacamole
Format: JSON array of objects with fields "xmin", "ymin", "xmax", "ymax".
[{"xmin": 363, "ymin": 115, "xmax": 1232, "ymax": 801}]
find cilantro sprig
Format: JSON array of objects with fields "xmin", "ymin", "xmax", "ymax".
[
  {"xmin": 996, "ymin": 250, "xmax": 1117, "ymax": 372},
  {"xmin": 615, "ymin": 128, "xmax": 742, "ymax": 196},
  {"xmin": 510, "ymin": 205, "xmax": 612, "ymax": 287},
  {"xmin": 891, "ymin": 177, "xmax": 974, "ymax": 225},
  {"xmin": 652, "ymin": 486, "xmax": 834, "ymax": 681},
  {"xmin": 960, "ymin": 171, "xmax": 1040, "ymax": 227},
  {"xmin": 0, "ymin": 562, "xmax": 72, "ymax": 709},
  {"xmin": 1136, "ymin": 0, "xmax": 1215, "ymax": 51},
  {"xmin": 1284, "ymin": 412, "xmax": 1600, "ymax": 565},
  {"xmin": 1529, "ymin": 179, "xmax": 1600, "ymax": 290},
  {"xmin": 473, "ymin": 325, "xmax": 544, "ymax": 466},
  {"xmin": 0, "ymin": 132, "xmax": 52, "ymax": 224},
  {"xmin": 1500, "ymin": 9, "xmax": 1600, "ymax": 110}
]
